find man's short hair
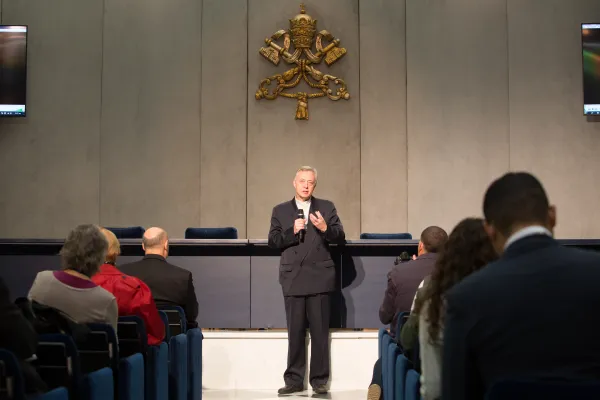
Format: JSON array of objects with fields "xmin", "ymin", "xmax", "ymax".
[
  {"xmin": 142, "ymin": 230, "xmax": 167, "ymax": 249},
  {"xmin": 60, "ymin": 224, "xmax": 107, "ymax": 278},
  {"xmin": 420, "ymin": 226, "xmax": 448, "ymax": 253},
  {"xmin": 483, "ymin": 172, "xmax": 549, "ymax": 236},
  {"xmin": 296, "ymin": 166, "xmax": 318, "ymax": 183}
]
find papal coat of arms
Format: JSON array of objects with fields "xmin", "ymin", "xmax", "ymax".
[{"xmin": 255, "ymin": 3, "xmax": 350, "ymax": 120}]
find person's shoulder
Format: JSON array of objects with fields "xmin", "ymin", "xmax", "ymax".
[
  {"xmin": 273, "ymin": 199, "xmax": 293, "ymax": 211},
  {"xmin": 33, "ymin": 270, "xmax": 55, "ymax": 282}
]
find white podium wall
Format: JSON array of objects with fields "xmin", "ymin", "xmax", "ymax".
[{"xmin": 202, "ymin": 331, "xmax": 378, "ymax": 390}]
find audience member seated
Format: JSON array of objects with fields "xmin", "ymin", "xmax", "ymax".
[
  {"xmin": 91, "ymin": 228, "xmax": 165, "ymax": 345},
  {"xmin": 378, "ymin": 226, "xmax": 448, "ymax": 338},
  {"xmin": 367, "ymin": 226, "xmax": 448, "ymax": 400},
  {"xmin": 442, "ymin": 172, "xmax": 600, "ymax": 400},
  {"xmin": 28, "ymin": 224, "xmax": 118, "ymax": 331},
  {"xmin": 120, "ymin": 227, "xmax": 199, "ymax": 328},
  {"xmin": 412, "ymin": 218, "xmax": 497, "ymax": 400},
  {"xmin": 0, "ymin": 277, "xmax": 47, "ymax": 395}
]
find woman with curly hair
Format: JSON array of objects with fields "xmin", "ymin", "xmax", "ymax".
[{"xmin": 414, "ymin": 218, "xmax": 498, "ymax": 400}]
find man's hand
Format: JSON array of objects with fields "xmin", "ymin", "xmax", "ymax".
[
  {"xmin": 310, "ymin": 211, "xmax": 327, "ymax": 233},
  {"xmin": 293, "ymin": 218, "xmax": 305, "ymax": 235}
]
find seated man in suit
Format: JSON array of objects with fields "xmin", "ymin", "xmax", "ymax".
[
  {"xmin": 120, "ymin": 227, "xmax": 199, "ymax": 328},
  {"xmin": 442, "ymin": 172, "xmax": 600, "ymax": 400},
  {"xmin": 379, "ymin": 226, "xmax": 448, "ymax": 338},
  {"xmin": 368, "ymin": 226, "xmax": 448, "ymax": 400}
]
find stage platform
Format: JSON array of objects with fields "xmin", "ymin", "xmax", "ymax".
[{"xmin": 201, "ymin": 330, "xmax": 378, "ymax": 391}]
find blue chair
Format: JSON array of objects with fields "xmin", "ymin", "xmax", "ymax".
[
  {"xmin": 80, "ymin": 323, "xmax": 118, "ymax": 373},
  {"xmin": 158, "ymin": 306, "xmax": 187, "ymax": 336},
  {"xmin": 186, "ymin": 328, "xmax": 202, "ymax": 400},
  {"xmin": 360, "ymin": 233, "xmax": 412, "ymax": 240},
  {"xmin": 105, "ymin": 226, "xmax": 145, "ymax": 239},
  {"xmin": 86, "ymin": 323, "xmax": 119, "ymax": 372},
  {"xmin": 404, "ymin": 369, "xmax": 421, "ymax": 400},
  {"xmin": 119, "ymin": 353, "xmax": 144, "ymax": 400},
  {"xmin": 158, "ymin": 311, "xmax": 171, "ymax": 342},
  {"xmin": 146, "ymin": 342, "xmax": 169, "ymax": 400},
  {"xmin": 381, "ymin": 334, "xmax": 393, "ymax": 399},
  {"xmin": 169, "ymin": 335, "xmax": 188, "ymax": 400},
  {"xmin": 37, "ymin": 334, "xmax": 82, "ymax": 395},
  {"xmin": 394, "ymin": 353, "xmax": 409, "ymax": 400},
  {"xmin": 385, "ymin": 343, "xmax": 401, "ymax": 400},
  {"xmin": 486, "ymin": 379, "xmax": 600, "ymax": 399},
  {"xmin": 83, "ymin": 367, "xmax": 114, "ymax": 400},
  {"xmin": 184, "ymin": 227, "xmax": 238, "ymax": 239},
  {"xmin": 117, "ymin": 316, "xmax": 148, "ymax": 358},
  {"xmin": 395, "ymin": 311, "xmax": 410, "ymax": 347},
  {"xmin": 378, "ymin": 328, "xmax": 389, "ymax": 359},
  {"xmin": 0, "ymin": 348, "xmax": 26, "ymax": 399}
]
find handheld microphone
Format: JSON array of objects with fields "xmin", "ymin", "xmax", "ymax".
[{"xmin": 297, "ymin": 209, "xmax": 306, "ymax": 243}]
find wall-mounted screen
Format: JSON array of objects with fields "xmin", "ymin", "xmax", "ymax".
[
  {"xmin": 583, "ymin": 23, "xmax": 600, "ymax": 115},
  {"xmin": 0, "ymin": 25, "xmax": 27, "ymax": 117}
]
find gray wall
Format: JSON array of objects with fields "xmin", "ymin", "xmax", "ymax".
[{"xmin": 1, "ymin": 0, "xmax": 599, "ymax": 239}]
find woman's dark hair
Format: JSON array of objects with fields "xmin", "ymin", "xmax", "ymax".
[
  {"xmin": 414, "ymin": 218, "xmax": 498, "ymax": 343},
  {"xmin": 59, "ymin": 224, "xmax": 108, "ymax": 278}
]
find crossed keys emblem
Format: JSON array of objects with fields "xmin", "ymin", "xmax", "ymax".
[{"xmin": 255, "ymin": 3, "xmax": 350, "ymax": 120}]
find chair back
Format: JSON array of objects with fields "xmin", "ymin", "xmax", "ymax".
[
  {"xmin": 187, "ymin": 328, "xmax": 203, "ymax": 400},
  {"xmin": 168, "ymin": 335, "xmax": 188, "ymax": 400},
  {"xmin": 85, "ymin": 323, "xmax": 118, "ymax": 372},
  {"xmin": 118, "ymin": 354, "xmax": 144, "ymax": 400},
  {"xmin": 117, "ymin": 316, "xmax": 148, "ymax": 358},
  {"xmin": 394, "ymin": 311, "xmax": 410, "ymax": 346},
  {"xmin": 385, "ymin": 343, "xmax": 401, "ymax": 400},
  {"xmin": 394, "ymin": 354, "xmax": 409, "ymax": 400},
  {"xmin": 158, "ymin": 311, "xmax": 171, "ymax": 342},
  {"xmin": 36, "ymin": 334, "xmax": 82, "ymax": 395},
  {"xmin": 184, "ymin": 227, "xmax": 238, "ymax": 239},
  {"xmin": 82, "ymin": 367, "xmax": 114, "ymax": 400},
  {"xmin": 360, "ymin": 233, "xmax": 412, "ymax": 240},
  {"xmin": 404, "ymin": 369, "xmax": 421, "ymax": 400},
  {"xmin": 158, "ymin": 306, "xmax": 187, "ymax": 336}
]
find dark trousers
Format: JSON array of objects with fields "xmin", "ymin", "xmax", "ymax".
[{"xmin": 284, "ymin": 293, "xmax": 330, "ymax": 388}]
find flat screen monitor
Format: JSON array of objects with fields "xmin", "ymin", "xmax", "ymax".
[
  {"xmin": 583, "ymin": 23, "xmax": 600, "ymax": 115},
  {"xmin": 0, "ymin": 25, "xmax": 27, "ymax": 117}
]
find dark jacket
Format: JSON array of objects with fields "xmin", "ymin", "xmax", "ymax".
[
  {"xmin": 379, "ymin": 253, "xmax": 437, "ymax": 337},
  {"xmin": 120, "ymin": 255, "xmax": 199, "ymax": 328},
  {"xmin": 442, "ymin": 235, "xmax": 600, "ymax": 400},
  {"xmin": 268, "ymin": 197, "xmax": 345, "ymax": 296},
  {"xmin": 0, "ymin": 278, "xmax": 47, "ymax": 394}
]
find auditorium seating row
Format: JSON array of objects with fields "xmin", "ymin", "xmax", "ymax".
[
  {"xmin": 0, "ymin": 306, "xmax": 202, "ymax": 400},
  {"xmin": 106, "ymin": 225, "xmax": 413, "ymax": 240}
]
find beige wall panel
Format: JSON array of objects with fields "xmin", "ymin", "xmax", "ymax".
[
  {"xmin": 360, "ymin": 0, "xmax": 408, "ymax": 235},
  {"xmin": 508, "ymin": 0, "xmax": 600, "ymax": 238},
  {"xmin": 100, "ymin": 0, "xmax": 202, "ymax": 238},
  {"xmin": 247, "ymin": 0, "xmax": 361, "ymax": 239},
  {"xmin": 200, "ymin": 0, "xmax": 247, "ymax": 237},
  {"xmin": 0, "ymin": 0, "xmax": 103, "ymax": 237},
  {"xmin": 406, "ymin": 0, "xmax": 510, "ymax": 236}
]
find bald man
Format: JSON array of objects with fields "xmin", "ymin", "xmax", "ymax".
[{"xmin": 120, "ymin": 227, "xmax": 199, "ymax": 328}]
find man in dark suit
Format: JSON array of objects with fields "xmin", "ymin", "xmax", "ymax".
[
  {"xmin": 442, "ymin": 172, "xmax": 600, "ymax": 400},
  {"xmin": 379, "ymin": 226, "xmax": 448, "ymax": 338},
  {"xmin": 120, "ymin": 227, "xmax": 199, "ymax": 328},
  {"xmin": 268, "ymin": 166, "xmax": 345, "ymax": 395}
]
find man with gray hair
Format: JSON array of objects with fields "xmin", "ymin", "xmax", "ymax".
[
  {"xmin": 268, "ymin": 166, "xmax": 345, "ymax": 395},
  {"xmin": 120, "ymin": 227, "xmax": 199, "ymax": 328}
]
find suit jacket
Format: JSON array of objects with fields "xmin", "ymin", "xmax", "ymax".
[
  {"xmin": 268, "ymin": 197, "xmax": 345, "ymax": 296},
  {"xmin": 379, "ymin": 253, "xmax": 437, "ymax": 337},
  {"xmin": 442, "ymin": 235, "xmax": 600, "ymax": 400},
  {"xmin": 120, "ymin": 255, "xmax": 199, "ymax": 328}
]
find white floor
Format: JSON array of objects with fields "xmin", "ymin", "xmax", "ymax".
[
  {"xmin": 203, "ymin": 389, "xmax": 367, "ymax": 399},
  {"xmin": 202, "ymin": 331, "xmax": 378, "ymax": 391}
]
